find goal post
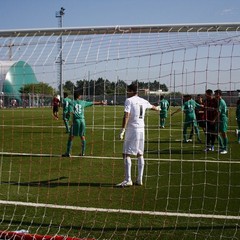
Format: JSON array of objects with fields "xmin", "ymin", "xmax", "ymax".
[{"xmin": 0, "ymin": 23, "xmax": 240, "ymax": 240}]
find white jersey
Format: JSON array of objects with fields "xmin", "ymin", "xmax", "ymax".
[{"xmin": 124, "ymin": 95, "xmax": 152, "ymax": 130}]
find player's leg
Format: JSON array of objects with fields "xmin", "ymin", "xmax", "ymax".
[
  {"xmin": 183, "ymin": 122, "xmax": 188, "ymax": 142},
  {"xmin": 193, "ymin": 121, "xmax": 201, "ymax": 143},
  {"xmin": 136, "ymin": 131, "xmax": 144, "ymax": 185},
  {"xmin": 80, "ymin": 120, "xmax": 86, "ymax": 156},
  {"xmin": 63, "ymin": 113, "xmax": 70, "ymax": 133},
  {"xmin": 136, "ymin": 154, "xmax": 144, "ymax": 185},
  {"xmin": 116, "ymin": 130, "xmax": 136, "ymax": 187},
  {"xmin": 219, "ymin": 119, "xmax": 228, "ymax": 154},
  {"xmin": 62, "ymin": 134, "xmax": 74, "ymax": 157},
  {"xmin": 237, "ymin": 121, "xmax": 240, "ymax": 143}
]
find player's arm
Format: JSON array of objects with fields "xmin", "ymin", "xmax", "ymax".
[
  {"xmin": 171, "ymin": 108, "xmax": 181, "ymax": 116},
  {"xmin": 151, "ymin": 105, "xmax": 161, "ymax": 111},
  {"xmin": 119, "ymin": 111, "xmax": 130, "ymax": 140},
  {"xmin": 93, "ymin": 100, "xmax": 107, "ymax": 105}
]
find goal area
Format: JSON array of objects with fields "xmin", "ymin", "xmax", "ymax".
[{"xmin": 0, "ymin": 23, "xmax": 240, "ymax": 240}]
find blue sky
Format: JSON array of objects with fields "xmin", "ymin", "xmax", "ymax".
[{"xmin": 0, "ymin": 0, "xmax": 240, "ymax": 30}]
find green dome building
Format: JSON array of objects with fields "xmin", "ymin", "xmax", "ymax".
[{"xmin": 0, "ymin": 60, "xmax": 38, "ymax": 103}]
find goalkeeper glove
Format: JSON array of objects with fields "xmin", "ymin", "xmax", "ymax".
[{"xmin": 119, "ymin": 128, "xmax": 125, "ymax": 140}]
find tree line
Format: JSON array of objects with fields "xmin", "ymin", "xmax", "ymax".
[{"xmin": 19, "ymin": 78, "xmax": 168, "ymax": 96}]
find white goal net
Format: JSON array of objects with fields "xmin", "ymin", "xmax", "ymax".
[{"xmin": 0, "ymin": 23, "xmax": 240, "ymax": 240}]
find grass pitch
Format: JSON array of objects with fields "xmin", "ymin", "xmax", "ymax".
[{"xmin": 0, "ymin": 106, "xmax": 240, "ymax": 240}]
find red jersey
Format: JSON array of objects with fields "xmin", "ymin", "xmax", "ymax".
[
  {"xmin": 204, "ymin": 98, "xmax": 218, "ymax": 121},
  {"xmin": 52, "ymin": 97, "xmax": 60, "ymax": 107}
]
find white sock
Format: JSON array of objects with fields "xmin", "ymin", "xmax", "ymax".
[
  {"xmin": 137, "ymin": 156, "xmax": 144, "ymax": 182},
  {"xmin": 124, "ymin": 156, "xmax": 132, "ymax": 182}
]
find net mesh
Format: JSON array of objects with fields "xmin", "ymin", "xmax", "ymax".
[{"xmin": 0, "ymin": 24, "xmax": 240, "ymax": 240}]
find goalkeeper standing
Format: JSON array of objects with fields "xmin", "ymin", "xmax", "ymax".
[
  {"xmin": 117, "ymin": 83, "xmax": 160, "ymax": 187},
  {"xmin": 62, "ymin": 92, "xmax": 105, "ymax": 157}
]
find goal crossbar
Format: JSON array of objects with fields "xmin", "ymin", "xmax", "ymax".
[{"xmin": 1, "ymin": 22, "xmax": 240, "ymax": 37}]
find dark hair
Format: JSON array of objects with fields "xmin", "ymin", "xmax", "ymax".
[
  {"xmin": 214, "ymin": 89, "xmax": 222, "ymax": 95},
  {"xmin": 74, "ymin": 91, "xmax": 81, "ymax": 100},
  {"xmin": 64, "ymin": 92, "xmax": 68, "ymax": 98},
  {"xmin": 127, "ymin": 84, "xmax": 138, "ymax": 93},
  {"xmin": 206, "ymin": 89, "xmax": 213, "ymax": 95}
]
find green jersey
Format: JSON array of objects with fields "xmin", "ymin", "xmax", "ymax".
[
  {"xmin": 63, "ymin": 97, "xmax": 72, "ymax": 114},
  {"xmin": 160, "ymin": 99, "xmax": 169, "ymax": 112},
  {"xmin": 182, "ymin": 99, "xmax": 201, "ymax": 121},
  {"xmin": 71, "ymin": 99, "xmax": 93, "ymax": 120},
  {"xmin": 218, "ymin": 98, "xmax": 228, "ymax": 121}
]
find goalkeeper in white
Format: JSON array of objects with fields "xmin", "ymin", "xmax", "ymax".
[{"xmin": 116, "ymin": 83, "xmax": 160, "ymax": 187}]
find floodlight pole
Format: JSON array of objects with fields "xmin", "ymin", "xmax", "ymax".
[{"xmin": 55, "ymin": 7, "xmax": 65, "ymax": 102}]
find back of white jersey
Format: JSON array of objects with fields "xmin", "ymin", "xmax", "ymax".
[{"xmin": 124, "ymin": 95, "xmax": 152, "ymax": 129}]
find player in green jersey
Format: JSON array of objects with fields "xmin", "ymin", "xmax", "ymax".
[
  {"xmin": 236, "ymin": 98, "xmax": 240, "ymax": 144},
  {"xmin": 214, "ymin": 89, "xmax": 228, "ymax": 154},
  {"xmin": 62, "ymin": 92, "xmax": 106, "ymax": 157},
  {"xmin": 159, "ymin": 95, "xmax": 170, "ymax": 128},
  {"xmin": 172, "ymin": 95, "xmax": 202, "ymax": 143},
  {"xmin": 62, "ymin": 92, "xmax": 72, "ymax": 133}
]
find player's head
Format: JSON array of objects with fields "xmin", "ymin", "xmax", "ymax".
[
  {"xmin": 127, "ymin": 83, "xmax": 138, "ymax": 97},
  {"xmin": 185, "ymin": 94, "xmax": 192, "ymax": 100},
  {"xmin": 160, "ymin": 95, "xmax": 164, "ymax": 100},
  {"xmin": 205, "ymin": 89, "xmax": 213, "ymax": 99},
  {"xmin": 64, "ymin": 92, "xmax": 68, "ymax": 98},
  {"xmin": 183, "ymin": 95, "xmax": 189, "ymax": 102},
  {"xmin": 214, "ymin": 89, "xmax": 222, "ymax": 99},
  {"xmin": 74, "ymin": 91, "xmax": 81, "ymax": 100}
]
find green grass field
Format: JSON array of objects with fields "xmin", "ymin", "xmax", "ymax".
[{"xmin": 0, "ymin": 106, "xmax": 240, "ymax": 240}]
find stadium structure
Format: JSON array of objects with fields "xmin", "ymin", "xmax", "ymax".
[{"xmin": 0, "ymin": 60, "xmax": 38, "ymax": 104}]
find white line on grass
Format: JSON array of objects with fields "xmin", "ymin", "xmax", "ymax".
[
  {"xmin": 0, "ymin": 200, "xmax": 239, "ymax": 220},
  {"xmin": 0, "ymin": 151, "xmax": 239, "ymax": 164}
]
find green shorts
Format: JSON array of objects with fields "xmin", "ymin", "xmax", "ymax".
[
  {"xmin": 216, "ymin": 118, "xmax": 228, "ymax": 133},
  {"xmin": 160, "ymin": 111, "xmax": 168, "ymax": 119},
  {"xmin": 70, "ymin": 119, "xmax": 86, "ymax": 137}
]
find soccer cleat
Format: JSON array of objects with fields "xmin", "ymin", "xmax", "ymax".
[
  {"xmin": 186, "ymin": 139, "xmax": 192, "ymax": 142},
  {"xmin": 204, "ymin": 146, "xmax": 214, "ymax": 152},
  {"xmin": 220, "ymin": 150, "xmax": 228, "ymax": 154},
  {"xmin": 116, "ymin": 180, "xmax": 133, "ymax": 187},
  {"xmin": 62, "ymin": 153, "xmax": 71, "ymax": 157},
  {"xmin": 134, "ymin": 180, "xmax": 143, "ymax": 186},
  {"xmin": 204, "ymin": 147, "xmax": 211, "ymax": 152}
]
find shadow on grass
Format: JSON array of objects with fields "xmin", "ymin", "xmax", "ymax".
[
  {"xmin": 1, "ymin": 219, "xmax": 238, "ymax": 233},
  {"xmin": 1, "ymin": 176, "xmax": 114, "ymax": 188}
]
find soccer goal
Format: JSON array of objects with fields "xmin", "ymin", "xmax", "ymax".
[{"xmin": 0, "ymin": 23, "xmax": 240, "ymax": 240}]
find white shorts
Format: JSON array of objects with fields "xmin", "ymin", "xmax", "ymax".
[{"xmin": 123, "ymin": 129, "xmax": 145, "ymax": 155}]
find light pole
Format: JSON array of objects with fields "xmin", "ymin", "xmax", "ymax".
[{"xmin": 55, "ymin": 7, "xmax": 65, "ymax": 102}]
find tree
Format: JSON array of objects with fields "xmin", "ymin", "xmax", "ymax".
[
  {"xmin": 63, "ymin": 80, "xmax": 75, "ymax": 95},
  {"xmin": 19, "ymin": 82, "xmax": 55, "ymax": 95}
]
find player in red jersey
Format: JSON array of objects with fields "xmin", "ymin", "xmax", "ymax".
[{"xmin": 52, "ymin": 95, "xmax": 60, "ymax": 120}]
